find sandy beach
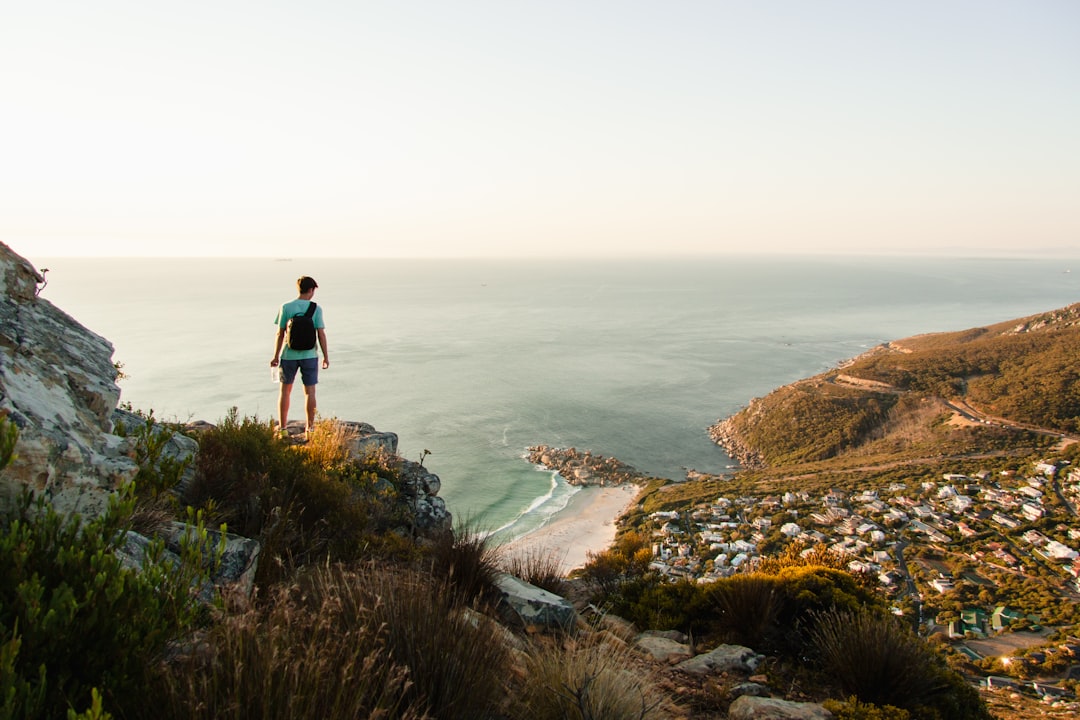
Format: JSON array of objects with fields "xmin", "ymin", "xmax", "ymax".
[{"xmin": 499, "ymin": 484, "xmax": 641, "ymax": 575}]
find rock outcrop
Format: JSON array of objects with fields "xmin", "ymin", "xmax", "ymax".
[
  {"xmin": 494, "ymin": 572, "xmax": 577, "ymax": 632},
  {"xmin": 0, "ymin": 242, "xmax": 450, "ymax": 538},
  {"xmin": 0, "ymin": 242, "xmax": 139, "ymax": 516},
  {"xmin": 526, "ymin": 445, "xmax": 648, "ymax": 487}
]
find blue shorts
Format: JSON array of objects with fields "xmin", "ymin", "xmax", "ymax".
[{"xmin": 279, "ymin": 358, "xmax": 319, "ymax": 386}]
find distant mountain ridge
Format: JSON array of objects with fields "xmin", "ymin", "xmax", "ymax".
[{"xmin": 710, "ymin": 302, "xmax": 1080, "ymax": 469}]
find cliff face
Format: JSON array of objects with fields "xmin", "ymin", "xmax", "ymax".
[{"xmin": 0, "ymin": 242, "xmax": 139, "ymax": 515}]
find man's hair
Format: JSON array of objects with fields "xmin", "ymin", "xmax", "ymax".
[{"xmin": 297, "ymin": 276, "xmax": 318, "ymax": 293}]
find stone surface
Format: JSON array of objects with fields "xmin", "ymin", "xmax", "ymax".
[
  {"xmin": 116, "ymin": 522, "xmax": 261, "ymax": 603},
  {"xmin": 730, "ymin": 681, "xmax": 770, "ymax": 699},
  {"xmin": 164, "ymin": 521, "xmax": 262, "ymax": 601},
  {"xmin": 112, "ymin": 408, "xmax": 200, "ymax": 497},
  {"xmin": 0, "ymin": 242, "xmax": 139, "ymax": 516},
  {"xmin": 633, "ymin": 633, "xmax": 692, "ymax": 664},
  {"xmin": 675, "ymin": 643, "xmax": 762, "ymax": 675},
  {"xmin": 339, "ymin": 420, "xmax": 399, "ymax": 458},
  {"xmin": 728, "ymin": 695, "xmax": 833, "ymax": 720},
  {"xmin": 494, "ymin": 572, "xmax": 576, "ymax": 632},
  {"xmin": 398, "ymin": 458, "xmax": 452, "ymax": 532}
]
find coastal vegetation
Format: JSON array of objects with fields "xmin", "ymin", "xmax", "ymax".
[{"xmin": 1, "ymin": 413, "xmax": 681, "ymax": 719}]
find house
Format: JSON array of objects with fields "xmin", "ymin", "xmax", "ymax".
[
  {"xmin": 991, "ymin": 513, "xmax": 1020, "ymax": 529},
  {"xmin": 1045, "ymin": 540, "xmax": 1078, "ymax": 561},
  {"xmin": 930, "ymin": 574, "xmax": 954, "ymax": 593},
  {"xmin": 780, "ymin": 522, "xmax": 801, "ymax": 537},
  {"xmin": 1021, "ymin": 502, "xmax": 1045, "ymax": 521},
  {"xmin": 991, "ymin": 606, "xmax": 1036, "ymax": 632},
  {"xmin": 1035, "ymin": 462, "xmax": 1057, "ymax": 477}
]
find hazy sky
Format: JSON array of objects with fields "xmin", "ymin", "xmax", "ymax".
[{"xmin": 4, "ymin": 1, "xmax": 1078, "ymax": 258}]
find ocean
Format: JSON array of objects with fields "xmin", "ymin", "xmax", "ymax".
[{"xmin": 31, "ymin": 254, "xmax": 1079, "ymax": 541}]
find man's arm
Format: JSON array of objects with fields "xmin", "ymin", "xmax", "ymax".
[
  {"xmin": 317, "ymin": 328, "xmax": 329, "ymax": 369},
  {"xmin": 271, "ymin": 328, "xmax": 286, "ymax": 366}
]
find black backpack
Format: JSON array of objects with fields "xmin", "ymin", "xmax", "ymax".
[{"xmin": 286, "ymin": 302, "xmax": 317, "ymax": 351}]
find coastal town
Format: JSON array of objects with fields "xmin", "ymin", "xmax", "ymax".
[{"xmin": 527, "ymin": 444, "xmax": 1080, "ymax": 703}]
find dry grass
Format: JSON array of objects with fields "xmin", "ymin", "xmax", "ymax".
[
  {"xmin": 501, "ymin": 546, "xmax": 570, "ymax": 596},
  {"xmin": 153, "ymin": 561, "xmax": 514, "ymax": 720},
  {"xmin": 515, "ymin": 633, "xmax": 678, "ymax": 720},
  {"xmin": 425, "ymin": 520, "xmax": 504, "ymax": 606},
  {"xmin": 299, "ymin": 418, "xmax": 359, "ymax": 469}
]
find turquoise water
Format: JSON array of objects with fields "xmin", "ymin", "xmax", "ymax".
[{"xmin": 33, "ymin": 255, "xmax": 1080, "ymax": 540}]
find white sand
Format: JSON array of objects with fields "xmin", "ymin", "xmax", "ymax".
[{"xmin": 500, "ymin": 484, "xmax": 641, "ymax": 574}]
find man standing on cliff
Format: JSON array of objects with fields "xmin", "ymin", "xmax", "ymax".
[{"xmin": 270, "ymin": 276, "xmax": 329, "ymax": 438}]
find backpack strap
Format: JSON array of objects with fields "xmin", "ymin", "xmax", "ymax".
[{"xmin": 302, "ymin": 302, "xmax": 316, "ymax": 318}]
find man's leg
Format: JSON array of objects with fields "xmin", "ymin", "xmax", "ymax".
[
  {"xmin": 278, "ymin": 383, "xmax": 293, "ymax": 431},
  {"xmin": 303, "ymin": 385, "xmax": 317, "ymax": 431}
]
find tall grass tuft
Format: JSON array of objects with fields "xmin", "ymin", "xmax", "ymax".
[
  {"xmin": 809, "ymin": 608, "xmax": 989, "ymax": 719},
  {"xmin": 298, "ymin": 419, "xmax": 357, "ymax": 470},
  {"xmin": 151, "ymin": 570, "xmax": 427, "ymax": 720},
  {"xmin": 501, "ymin": 546, "xmax": 569, "ymax": 596},
  {"xmin": 305, "ymin": 562, "xmax": 512, "ymax": 719},
  {"xmin": 425, "ymin": 520, "xmax": 503, "ymax": 606},
  {"xmin": 710, "ymin": 572, "xmax": 782, "ymax": 650},
  {"xmin": 156, "ymin": 562, "xmax": 513, "ymax": 719},
  {"xmin": 516, "ymin": 633, "xmax": 675, "ymax": 720}
]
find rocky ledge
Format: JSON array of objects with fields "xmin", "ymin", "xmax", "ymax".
[
  {"xmin": 707, "ymin": 414, "xmax": 764, "ymax": 470},
  {"xmin": 526, "ymin": 445, "xmax": 649, "ymax": 487}
]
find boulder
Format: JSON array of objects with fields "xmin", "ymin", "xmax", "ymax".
[
  {"xmin": 112, "ymin": 408, "xmax": 200, "ymax": 497},
  {"xmin": 729, "ymin": 682, "xmax": 771, "ymax": 699},
  {"xmin": 633, "ymin": 632, "xmax": 692, "ymax": 664},
  {"xmin": 338, "ymin": 420, "xmax": 398, "ymax": 458},
  {"xmin": 116, "ymin": 521, "xmax": 261, "ymax": 604},
  {"xmin": 676, "ymin": 643, "xmax": 763, "ymax": 675},
  {"xmin": 398, "ymin": 459, "xmax": 451, "ymax": 532},
  {"xmin": 0, "ymin": 242, "xmax": 138, "ymax": 516},
  {"xmin": 494, "ymin": 572, "xmax": 576, "ymax": 632},
  {"xmin": 728, "ymin": 696, "xmax": 833, "ymax": 720}
]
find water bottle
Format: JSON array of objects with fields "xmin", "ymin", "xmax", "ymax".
[{"xmin": 271, "ymin": 365, "xmax": 279, "ymax": 383}]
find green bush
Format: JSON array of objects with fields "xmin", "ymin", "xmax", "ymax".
[
  {"xmin": 580, "ymin": 531, "xmax": 653, "ymax": 595},
  {"xmin": 0, "ymin": 488, "xmax": 210, "ymax": 719},
  {"xmin": 182, "ymin": 411, "xmax": 413, "ymax": 584},
  {"xmin": 822, "ymin": 697, "xmax": 911, "ymax": 720},
  {"xmin": 609, "ymin": 575, "xmax": 708, "ymax": 635}
]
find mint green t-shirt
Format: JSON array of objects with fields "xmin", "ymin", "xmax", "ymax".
[{"xmin": 275, "ymin": 299, "xmax": 325, "ymax": 360}]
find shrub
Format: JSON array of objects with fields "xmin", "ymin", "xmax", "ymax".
[
  {"xmin": 515, "ymin": 634, "xmax": 675, "ymax": 720},
  {"xmin": 580, "ymin": 531, "xmax": 652, "ymax": 595},
  {"xmin": 709, "ymin": 573, "xmax": 783, "ymax": 650},
  {"xmin": 610, "ymin": 575, "xmax": 709, "ymax": 635},
  {"xmin": 0, "ymin": 487, "xmax": 210, "ymax": 719},
  {"xmin": 822, "ymin": 697, "xmax": 911, "ymax": 720},
  {"xmin": 155, "ymin": 562, "xmax": 511, "ymax": 720},
  {"xmin": 183, "ymin": 410, "xmax": 413, "ymax": 584},
  {"xmin": 810, "ymin": 608, "xmax": 991, "ymax": 720}
]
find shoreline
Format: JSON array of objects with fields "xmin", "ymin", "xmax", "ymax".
[{"xmin": 499, "ymin": 483, "xmax": 641, "ymax": 575}]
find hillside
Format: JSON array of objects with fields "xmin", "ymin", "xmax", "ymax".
[{"xmin": 710, "ymin": 303, "xmax": 1080, "ymax": 470}]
